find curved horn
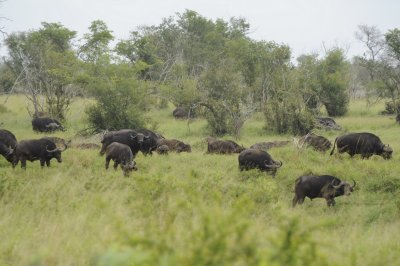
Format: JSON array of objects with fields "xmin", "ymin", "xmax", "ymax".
[
  {"xmin": 46, "ymin": 143, "xmax": 67, "ymax": 153},
  {"xmin": 351, "ymin": 179, "xmax": 356, "ymax": 189},
  {"xmin": 264, "ymin": 160, "xmax": 282, "ymax": 168},
  {"xmin": 274, "ymin": 160, "xmax": 283, "ymax": 168},
  {"xmin": 46, "ymin": 145, "xmax": 58, "ymax": 153},
  {"xmin": 58, "ymin": 143, "xmax": 67, "ymax": 152},
  {"xmin": 331, "ymin": 180, "xmax": 342, "ymax": 189},
  {"xmin": 130, "ymin": 133, "xmax": 138, "ymax": 139},
  {"xmin": 6, "ymin": 146, "xmax": 14, "ymax": 156},
  {"xmin": 144, "ymin": 135, "xmax": 150, "ymax": 139}
]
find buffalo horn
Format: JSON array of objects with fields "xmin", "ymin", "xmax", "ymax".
[
  {"xmin": 5, "ymin": 146, "xmax": 14, "ymax": 156},
  {"xmin": 46, "ymin": 145, "xmax": 58, "ymax": 153},
  {"xmin": 46, "ymin": 143, "xmax": 67, "ymax": 153},
  {"xmin": 264, "ymin": 160, "xmax": 282, "ymax": 168},
  {"xmin": 130, "ymin": 133, "xmax": 138, "ymax": 139},
  {"xmin": 332, "ymin": 180, "xmax": 342, "ymax": 189}
]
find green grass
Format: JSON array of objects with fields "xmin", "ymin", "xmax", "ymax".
[{"xmin": 1, "ymin": 95, "xmax": 400, "ymax": 265}]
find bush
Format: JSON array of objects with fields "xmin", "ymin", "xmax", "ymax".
[
  {"xmin": 85, "ymin": 78, "xmax": 148, "ymax": 132},
  {"xmin": 264, "ymin": 99, "xmax": 315, "ymax": 135}
]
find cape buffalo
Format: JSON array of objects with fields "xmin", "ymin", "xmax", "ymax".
[
  {"xmin": 250, "ymin": 141, "xmax": 290, "ymax": 151},
  {"xmin": 293, "ymin": 175, "xmax": 356, "ymax": 207},
  {"xmin": 315, "ymin": 117, "xmax": 341, "ymax": 130},
  {"xmin": 297, "ymin": 132, "xmax": 331, "ymax": 152},
  {"xmin": 105, "ymin": 142, "xmax": 137, "ymax": 176},
  {"xmin": 13, "ymin": 138, "xmax": 67, "ymax": 169},
  {"xmin": 100, "ymin": 128, "xmax": 160, "ymax": 157},
  {"xmin": 0, "ymin": 129, "xmax": 17, "ymax": 163},
  {"xmin": 157, "ymin": 139, "xmax": 191, "ymax": 153},
  {"xmin": 330, "ymin": 132, "xmax": 393, "ymax": 159},
  {"xmin": 238, "ymin": 149, "xmax": 282, "ymax": 176},
  {"xmin": 173, "ymin": 107, "xmax": 189, "ymax": 119},
  {"xmin": 100, "ymin": 129, "xmax": 145, "ymax": 157},
  {"xmin": 156, "ymin": 144, "xmax": 169, "ymax": 155},
  {"xmin": 134, "ymin": 128, "xmax": 160, "ymax": 156},
  {"xmin": 207, "ymin": 138, "xmax": 245, "ymax": 154},
  {"xmin": 32, "ymin": 117, "xmax": 64, "ymax": 132}
]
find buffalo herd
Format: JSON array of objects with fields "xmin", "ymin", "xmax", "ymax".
[{"xmin": 0, "ymin": 123, "xmax": 394, "ymax": 208}]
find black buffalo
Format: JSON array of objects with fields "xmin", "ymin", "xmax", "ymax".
[
  {"xmin": 172, "ymin": 107, "xmax": 189, "ymax": 119},
  {"xmin": 207, "ymin": 137, "xmax": 245, "ymax": 154},
  {"xmin": 12, "ymin": 138, "xmax": 67, "ymax": 169},
  {"xmin": 105, "ymin": 142, "xmax": 137, "ymax": 176},
  {"xmin": 292, "ymin": 175, "xmax": 356, "ymax": 207},
  {"xmin": 157, "ymin": 139, "xmax": 191, "ymax": 153},
  {"xmin": 330, "ymin": 132, "xmax": 393, "ymax": 159},
  {"xmin": 100, "ymin": 129, "xmax": 142, "ymax": 157},
  {"xmin": 238, "ymin": 149, "xmax": 282, "ymax": 176},
  {"xmin": 0, "ymin": 129, "xmax": 17, "ymax": 163},
  {"xmin": 250, "ymin": 140, "xmax": 290, "ymax": 151},
  {"xmin": 32, "ymin": 117, "xmax": 64, "ymax": 132},
  {"xmin": 315, "ymin": 117, "xmax": 341, "ymax": 130},
  {"xmin": 156, "ymin": 144, "xmax": 169, "ymax": 155},
  {"xmin": 100, "ymin": 128, "xmax": 160, "ymax": 157},
  {"xmin": 297, "ymin": 132, "xmax": 331, "ymax": 152},
  {"xmin": 135, "ymin": 128, "xmax": 160, "ymax": 156}
]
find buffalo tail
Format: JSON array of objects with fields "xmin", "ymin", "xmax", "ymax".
[{"xmin": 329, "ymin": 137, "xmax": 338, "ymax": 156}]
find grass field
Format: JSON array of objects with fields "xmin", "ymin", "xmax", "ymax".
[{"xmin": 0, "ymin": 95, "xmax": 399, "ymax": 265}]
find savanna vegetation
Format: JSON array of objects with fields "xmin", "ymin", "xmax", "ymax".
[
  {"xmin": 0, "ymin": 9, "xmax": 400, "ymax": 266},
  {"xmin": 0, "ymin": 95, "xmax": 400, "ymax": 265}
]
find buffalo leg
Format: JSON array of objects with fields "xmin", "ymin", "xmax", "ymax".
[
  {"xmin": 270, "ymin": 168, "xmax": 277, "ymax": 177},
  {"xmin": 326, "ymin": 198, "xmax": 336, "ymax": 207},
  {"xmin": 20, "ymin": 159, "xmax": 27, "ymax": 169},
  {"xmin": 46, "ymin": 160, "xmax": 51, "ymax": 167},
  {"xmin": 105, "ymin": 157, "xmax": 111, "ymax": 169},
  {"xmin": 40, "ymin": 159, "xmax": 45, "ymax": 168},
  {"xmin": 12, "ymin": 158, "xmax": 19, "ymax": 169},
  {"xmin": 292, "ymin": 195, "xmax": 305, "ymax": 207},
  {"xmin": 113, "ymin": 161, "xmax": 119, "ymax": 170}
]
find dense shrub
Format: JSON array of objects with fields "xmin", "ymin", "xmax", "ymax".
[
  {"xmin": 85, "ymin": 78, "xmax": 148, "ymax": 131},
  {"xmin": 264, "ymin": 99, "xmax": 315, "ymax": 135}
]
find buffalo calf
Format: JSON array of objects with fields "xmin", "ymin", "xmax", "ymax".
[{"xmin": 105, "ymin": 142, "xmax": 137, "ymax": 176}]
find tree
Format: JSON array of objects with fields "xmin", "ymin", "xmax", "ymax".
[
  {"xmin": 4, "ymin": 22, "xmax": 78, "ymax": 119},
  {"xmin": 355, "ymin": 26, "xmax": 400, "ymax": 119},
  {"xmin": 296, "ymin": 53, "xmax": 321, "ymax": 111},
  {"xmin": 78, "ymin": 20, "xmax": 114, "ymax": 65},
  {"xmin": 354, "ymin": 25, "xmax": 386, "ymax": 103},
  {"xmin": 85, "ymin": 64, "xmax": 149, "ymax": 132},
  {"xmin": 198, "ymin": 59, "xmax": 254, "ymax": 137},
  {"xmin": 319, "ymin": 48, "xmax": 350, "ymax": 116}
]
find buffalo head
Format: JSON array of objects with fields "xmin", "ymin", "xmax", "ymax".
[
  {"xmin": 382, "ymin": 145, "xmax": 393, "ymax": 160},
  {"xmin": 46, "ymin": 144, "xmax": 67, "ymax": 163},
  {"xmin": 331, "ymin": 179, "xmax": 356, "ymax": 196}
]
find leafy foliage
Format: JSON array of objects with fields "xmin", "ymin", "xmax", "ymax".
[
  {"xmin": 85, "ymin": 65, "xmax": 149, "ymax": 132},
  {"xmin": 4, "ymin": 22, "xmax": 78, "ymax": 119}
]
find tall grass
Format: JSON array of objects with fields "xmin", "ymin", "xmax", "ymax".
[{"xmin": 0, "ymin": 95, "xmax": 399, "ymax": 265}]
